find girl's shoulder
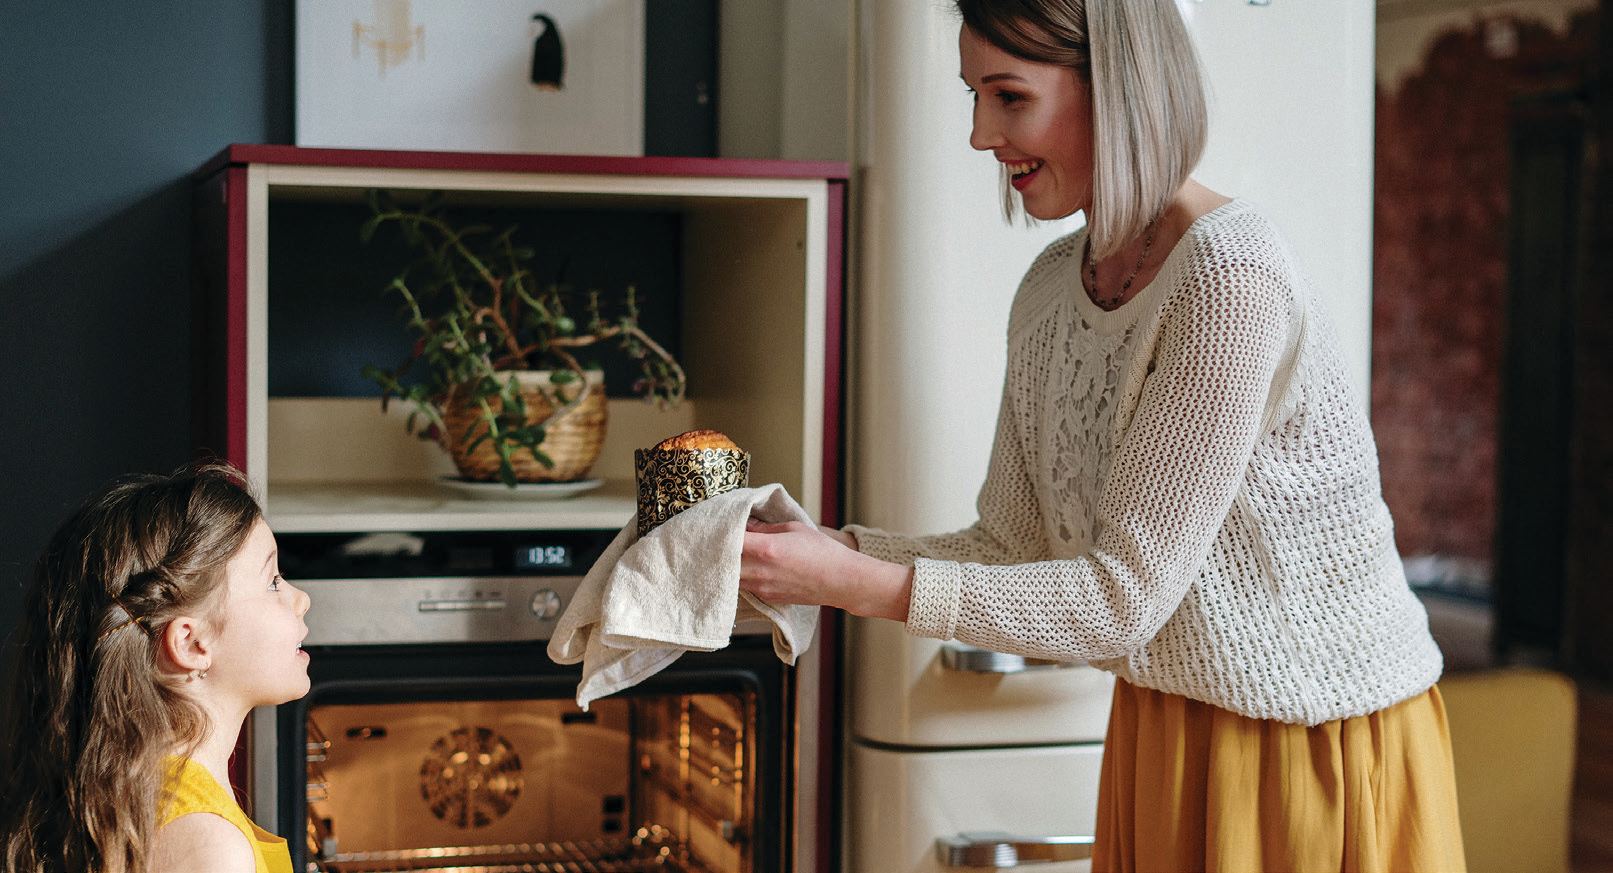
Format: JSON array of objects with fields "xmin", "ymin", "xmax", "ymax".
[
  {"xmin": 160, "ymin": 757, "xmax": 237, "ymax": 821},
  {"xmin": 151, "ymin": 808, "xmax": 257, "ymax": 873},
  {"xmin": 158, "ymin": 756, "xmax": 293, "ymax": 873},
  {"xmin": 156, "ymin": 757, "xmax": 258, "ymax": 871}
]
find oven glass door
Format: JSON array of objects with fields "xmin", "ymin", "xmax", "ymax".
[{"xmin": 278, "ymin": 640, "xmax": 789, "ymax": 873}]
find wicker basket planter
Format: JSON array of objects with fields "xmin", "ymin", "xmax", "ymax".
[
  {"xmin": 440, "ymin": 370, "xmax": 607, "ymax": 483},
  {"xmin": 359, "ymin": 194, "xmax": 684, "ymax": 487}
]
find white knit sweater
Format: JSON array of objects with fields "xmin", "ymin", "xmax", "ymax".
[{"xmin": 849, "ymin": 200, "xmax": 1442, "ymax": 726}]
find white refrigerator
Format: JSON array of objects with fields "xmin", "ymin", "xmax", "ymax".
[{"xmin": 847, "ymin": 1, "xmax": 1375, "ymax": 870}]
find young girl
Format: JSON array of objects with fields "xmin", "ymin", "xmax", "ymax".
[
  {"xmin": 740, "ymin": 0, "xmax": 1467, "ymax": 868},
  {"xmin": 1, "ymin": 465, "xmax": 309, "ymax": 873}
]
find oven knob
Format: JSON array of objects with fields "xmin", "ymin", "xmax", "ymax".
[{"xmin": 530, "ymin": 589, "xmax": 562, "ymax": 619}]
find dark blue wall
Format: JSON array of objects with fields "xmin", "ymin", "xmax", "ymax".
[{"xmin": 0, "ymin": 2, "xmax": 293, "ymax": 655}]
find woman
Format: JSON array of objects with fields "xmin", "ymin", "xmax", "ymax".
[{"xmin": 739, "ymin": 0, "xmax": 1467, "ymax": 868}]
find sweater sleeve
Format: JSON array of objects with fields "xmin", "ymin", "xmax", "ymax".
[{"xmin": 894, "ymin": 250, "xmax": 1295, "ymax": 661}]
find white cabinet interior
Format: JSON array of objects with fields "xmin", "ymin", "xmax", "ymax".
[{"xmin": 195, "ymin": 148, "xmax": 844, "ymax": 533}]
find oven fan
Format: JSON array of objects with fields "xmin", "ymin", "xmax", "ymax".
[{"xmin": 418, "ymin": 726, "xmax": 524, "ymax": 828}]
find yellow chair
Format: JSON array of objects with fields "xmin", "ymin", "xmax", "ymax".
[{"xmin": 1439, "ymin": 668, "xmax": 1578, "ymax": 873}]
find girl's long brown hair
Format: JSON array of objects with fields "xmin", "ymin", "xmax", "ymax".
[{"xmin": 0, "ymin": 464, "xmax": 261, "ymax": 873}]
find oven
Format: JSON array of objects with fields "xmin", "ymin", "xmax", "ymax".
[{"xmin": 250, "ymin": 525, "xmax": 811, "ymax": 873}]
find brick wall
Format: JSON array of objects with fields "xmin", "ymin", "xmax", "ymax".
[{"xmin": 1372, "ymin": 13, "xmax": 1596, "ymax": 584}]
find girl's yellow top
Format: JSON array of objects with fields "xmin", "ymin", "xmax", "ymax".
[{"xmin": 160, "ymin": 757, "xmax": 292, "ymax": 873}]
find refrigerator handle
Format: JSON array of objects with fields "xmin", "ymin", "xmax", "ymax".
[
  {"xmin": 936, "ymin": 832, "xmax": 1095, "ymax": 867},
  {"xmin": 939, "ymin": 643, "xmax": 1085, "ymax": 674}
]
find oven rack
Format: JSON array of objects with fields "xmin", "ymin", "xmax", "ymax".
[
  {"xmin": 633, "ymin": 696, "xmax": 750, "ymax": 838},
  {"xmin": 639, "ymin": 744, "xmax": 746, "ymax": 842},
  {"xmin": 309, "ymin": 828, "xmax": 719, "ymax": 873}
]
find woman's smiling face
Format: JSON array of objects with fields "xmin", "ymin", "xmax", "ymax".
[{"xmin": 960, "ymin": 24, "xmax": 1094, "ymax": 221}]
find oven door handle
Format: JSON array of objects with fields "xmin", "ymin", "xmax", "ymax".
[
  {"xmin": 939, "ymin": 643, "xmax": 1085, "ymax": 673},
  {"xmin": 936, "ymin": 832, "xmax": 1095, "ymax": 867}
]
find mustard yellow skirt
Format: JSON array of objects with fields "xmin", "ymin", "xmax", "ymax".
[{"xmin": 1093, "ymin": 680, "xmax": 1466, "ymax": 872}]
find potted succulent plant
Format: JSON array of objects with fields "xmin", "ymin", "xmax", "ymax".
[{"xmin": 359, "ymin": 190, "xmax": 685, "ymax": 487}]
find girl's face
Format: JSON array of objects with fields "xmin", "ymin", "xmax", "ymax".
[
  {"xmin": 208, "ymin": 520, "xmax": 311, "ymax": 708},
  {"xmin": 960, "ymin": 25, "xmax": 1094, "ymax": 221}
]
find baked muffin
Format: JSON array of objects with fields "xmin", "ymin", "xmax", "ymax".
[
  {"xmin": 635, "ymin": 430, "xmax": 750, "ymax": 537},
  {"xmin": 653, "ymin": 429, "xmax": 741, "ymax": 452}
]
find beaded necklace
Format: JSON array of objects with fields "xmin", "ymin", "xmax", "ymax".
[{"xmin": 1084, "ymin": 216, "xmax": 1159, "ymax": 310}]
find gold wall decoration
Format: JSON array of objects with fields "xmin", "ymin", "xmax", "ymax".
[{"xmin": 353, "ymin": 0, "xmax": 424, "ymax": 77}]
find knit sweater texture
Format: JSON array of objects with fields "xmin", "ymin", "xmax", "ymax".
[{"xmin": 849, "ymin": 200, "xmax": 1443, "ymax": 726}]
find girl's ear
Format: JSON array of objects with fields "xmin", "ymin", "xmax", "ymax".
[{"xmin": 158, "ymin": 615, "xmax": 214, "ymax": 675}]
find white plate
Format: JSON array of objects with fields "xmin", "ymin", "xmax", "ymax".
[{"xmin": 437, "ymin": 477, "xmax": 606, "ymax": 501}]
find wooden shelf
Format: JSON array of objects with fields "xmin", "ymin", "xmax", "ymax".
[
  {"xmin": 193, "ymin": 145, "xmax": 846, "ymax": 532},
  {"xmin": 265, "ymin": 479, "xmax": 638, "ymax": 534}
]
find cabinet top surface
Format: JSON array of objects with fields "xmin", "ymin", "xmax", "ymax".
[
  {"xmin": 265, "ymin": 480, "xmax": 638, "ymax": 533},
  {"xmin": 198, "ymin": 144, "xmax": 849, "ymax": 184}
]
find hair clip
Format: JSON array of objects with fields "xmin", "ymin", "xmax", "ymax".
[{"xmin": 97, "ymin": 593, "xmax": 152, "ymax": 642}]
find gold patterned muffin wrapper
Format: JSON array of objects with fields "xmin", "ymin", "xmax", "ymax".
[{"xmin": 634, "ymin": 448, "xmax": 750, "ymax": 538}]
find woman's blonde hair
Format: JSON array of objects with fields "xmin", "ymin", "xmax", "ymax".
[
  {"xmin": 957, "ymin": 0, "xmax": 1208, "ymax": 258},
  {"xmin": 0, "ymin": 464, "xmax": 261, "ymax": 873}
]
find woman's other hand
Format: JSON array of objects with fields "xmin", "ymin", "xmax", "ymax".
[{"xmin": 740, "ymin": 519, "xmax": 914, "ymax": 622}]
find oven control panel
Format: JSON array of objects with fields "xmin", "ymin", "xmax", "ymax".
[
  {"xmin": 277, "ymin": 528, "xmax": 618, "ymax": 645},
  {"xmin": 298, "ymin": 575, "xmax": 585, "ymax": 645}
]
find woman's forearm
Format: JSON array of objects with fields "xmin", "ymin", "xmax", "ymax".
[
  {"xmin": 835, "ymin": 551, "xmax": 914, "ymax": 622},
  {"xmin": 740, "ymin": 521, "xmax": 913, "ymax": 621}
]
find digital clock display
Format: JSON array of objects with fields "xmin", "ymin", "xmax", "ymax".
[{"xmin": 514, "ymin": 544, "xmax": 573, "ymax": 570}]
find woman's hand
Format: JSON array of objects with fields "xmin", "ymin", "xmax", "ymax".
[{"xmin": 740, "ymin": 519, "xmax": 914, "ymax": 622}]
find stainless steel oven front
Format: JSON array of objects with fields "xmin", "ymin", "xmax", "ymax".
[{"xmin": 252, "ymin": 526, "xmax": 803, "ymax": 873}]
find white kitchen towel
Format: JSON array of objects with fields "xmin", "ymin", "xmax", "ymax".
[{"xmin": 546, "ymin": 483, "xmax": 820, "ymax": 709}]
